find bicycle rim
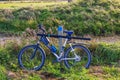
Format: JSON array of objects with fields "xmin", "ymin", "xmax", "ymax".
[
  {"xmin": 64, "ymin": 45, "xmax": 91, "ymax": 70},
  {"xmin": 19, "ymin": 45, "xmax": 45, "ymax": 70}
]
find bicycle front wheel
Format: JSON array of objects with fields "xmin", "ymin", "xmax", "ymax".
[
  {"xmin": 18, "ymin": 45, "xmax": 45, "ymax": 71},
  {"xmin": 64, "ymin": 45, "xmax": 91, "ymax": 69}
]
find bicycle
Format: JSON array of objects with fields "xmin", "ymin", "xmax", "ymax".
[{"xmin": 18, "ymin": 24, "xmax": 91, "ymax": 71}]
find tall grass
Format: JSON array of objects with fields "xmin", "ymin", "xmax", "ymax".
[
  {"xmin": 90, "ymin": 42, "xmax": 120, "ymax": 65},
  {"xmin": 0, "ymin": 65, "xmax": 7, "ymax": 80},
  {"xmin": 0, "ymin": 38, "xmax": 120, "ymax": 79},
  {"xmin": 0, "ymin": 0, "xmax": 120, "ymax": 36},
  {"xmin": 102, "ymin": 66, "xmax": 120, "ymax": 79},
  {"xmin": 0, "ymin": 38, "xmax": 120, "ymax": 70},
  {"xmin": 0, "ymin": 2, "xmax": 67, "ymax": 9}
]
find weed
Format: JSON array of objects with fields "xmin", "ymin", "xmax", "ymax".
[
  {"xmin": 0, "ymin": 65, "xmax": 8, "ymax": 80},
  {"xmin": 102, "ymin": 66, "xmax": 120, "ymax": 79}
]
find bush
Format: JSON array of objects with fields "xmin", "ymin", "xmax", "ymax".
[{"xmin": 91, "ymin": 42, "xmax": 120, "ymax": 65}]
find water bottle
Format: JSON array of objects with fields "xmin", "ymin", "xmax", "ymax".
[
  {"xmin": 51, "ymin": 45, "xmax": 57, "ymax": 53},
  {"xmin": 58, "ymin": 26, "xmax": 63, "ymax": 54}
]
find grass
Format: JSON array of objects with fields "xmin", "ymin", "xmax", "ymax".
[
  {"xmin": 0, "ymin": 2, "xmax": 67, "ymax": 9},
  {"xmin": 0, "ymin": 0, "xmax": 120, "ymax": 36},
  {"xmin": 0, "ymin": 0, "xmax": 120, "ymax": 79},
  {"xmin": 0, "ymin": 65, "xmax": 8, "ymax": 80},
  {"xmin": 0, "ymin": 37, "xmax": 120, "ymax": 79},
  {"xmin": 91, "ymin": 42, "xmax": 120, "ymax": 66}
]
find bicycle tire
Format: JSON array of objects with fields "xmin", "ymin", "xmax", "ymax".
[
  {"xmin": 18, "ymin": 45, "xmax": 45, "ymax": 71},
  {"xmin": 64, "ymin": 45, "xmax": 91, "ymax": 69}
]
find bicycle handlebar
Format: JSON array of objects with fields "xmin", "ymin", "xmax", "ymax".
[
  {"xmin": 37, "ymin": 33, "xmax": 91, "ymax": 40},
  {"xmin": 37, "ymin": 24, "xmax": 91, "ymax": 40},
  {"xmin": 38, "ymin": 24, "xmax": 46, "ymax": 33}
]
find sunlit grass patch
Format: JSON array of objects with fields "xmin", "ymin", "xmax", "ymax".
[
  {"xmin": 0, "ymin": 65, "xmax": 7, "ymax": 80},
  {"xmin": 0, "ymin": 2, "xmax": 67, "ymax": 9},
  {"xmin": 102, "ymin": 66, "xmax": 120, "ymax": 79}
]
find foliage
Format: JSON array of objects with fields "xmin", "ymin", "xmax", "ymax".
[
  {"xmin": 0, "ymin": 1, "xmax": 120, "ymax": 79},
  {"xmin": 0, "ymin": 0, "xmax": 120, "ymax": 36},
  {"xmin": 0, "ymin": 38, "xmax": 120, "ymax": 79},
  {"xmin": 0, "ymin": 65, "xmax": 8, "ymax": 80},
  {"xmin": 90, "ymin": 42, "xmax": 120, "ymax": 65},
  {"xmin": 102, "ymin": 66, "xmax": 120, "ymax": 79}
]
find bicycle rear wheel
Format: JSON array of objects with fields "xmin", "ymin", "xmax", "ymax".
[
  {"xmin": 18, "ymin": 45, "xmax": 45, "ymax": 71},
  {"xmin": 64, "ymin": 45, "xmax": 91, "ymax": 70}
]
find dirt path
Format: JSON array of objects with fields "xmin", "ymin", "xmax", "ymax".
[
  {"xmin": 0, "ymin": 34, "xmax": 120, "ymax": 46},
  {"xmin": 0, "ymin": 35, "xmax": 21, "ymax": 46},
  {"xmin": 91, "ymin": 35, "xmax": 120, "ymax": 43}
]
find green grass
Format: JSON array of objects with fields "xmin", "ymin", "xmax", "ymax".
[
  {"xmin": 102, "ymin": 66, "xmax": 120, "ymax": 79},
  {"xmin": 0, "ymin": 2, "xmax": 67, "ymax": 9},
  {"xmin": 0, "ymin": 0, "xmax": 120, "ymax": 36},
  {"xmin": 91, "ymin": 42, "xmax": 120, "ymax": 66},
  {"xmin": 0, "ymin": 65, "xmax": 8, "ymax": 80},
  {"xmin": 0, "ymin": 37, "xmax": 120, "ymax": 79},
  {"xmin": 0, "ymin": 0, "xmax": 120, "ymax": 79}
]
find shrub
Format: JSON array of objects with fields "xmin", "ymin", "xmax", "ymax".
[{"xmin": 91, "ymin": 42, "xmax": 120, "ymax": 65}]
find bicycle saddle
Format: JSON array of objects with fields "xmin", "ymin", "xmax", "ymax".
[{"xmin": 64, "ymin": 30, "xmax": 73, "ymax": 35}]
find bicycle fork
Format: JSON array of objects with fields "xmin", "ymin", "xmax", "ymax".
[{"xmin": 30, "ymin": 43, "xmax": 39, "ymax": 60}]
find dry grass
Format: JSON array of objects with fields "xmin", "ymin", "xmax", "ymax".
[{"xmin": 0, "ymin": 2, "xmax": 67, "ymax": 9}]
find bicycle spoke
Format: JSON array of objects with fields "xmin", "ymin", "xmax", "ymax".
[
  {"xmin": 18, "ymin": 45, "xmax": 45, "ymax": 70},
  {"xmin": 64, "ymin": 45, "xmax": 91, "ymax": 69}
]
